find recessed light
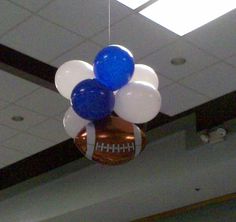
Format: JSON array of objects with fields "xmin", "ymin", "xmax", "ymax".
[
  {"xmin": 170, "ymin": 57, "xmax": 186, "ymax": 65},
  {"xmin": 140, "ymin": 0, "xmax": 236, "ymax": 35},
  {"xmin": 116, "ymin": 0, "xmax": 150, "ymax": 9},
  {"xmin": 11, "ymin": 116, "xmax": 24, "ymax": 122}
]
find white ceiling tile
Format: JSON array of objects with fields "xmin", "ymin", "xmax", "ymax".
[
  {"xmin": 39, "ymin": 0, "xmax": 132, "ymax": 38},
  {"xmin": 116, "ymin": 0, "xmax": 150, "ymax": 9},
  {"xmin": 3, "ymin": 133, "xmax": 54, "ymax": 155},
  {"xmin": 225, "ymin": 55, "xmax": 236, "ymax": 68},
  {"xmin": 0, "ymin": 69, "xmax": 39, "ymax": 102},
  {"xmin": 10, "ymin": 0, "xmax": 52, "ymax": 12},
  {"xmin": 1, "ymin": 16, "xmax": 82, "ymax": 62},
  {"xmin": 226, "ymin": 8, "xmax": 236, "ymax": 21},
  {"xmin": 0, "ymin": 125, "xmax": 19, "ymax": 143},
  {"xmin": 16, "ymin": 87, "xmax": 70, "ymax": 117},
  {"xmin": 28, "ymin": 119, "xmax": 69, "ymax": 143},
  {"xmin": 92, "ymin": 13, "xmax": 178, "ymax": 59},
  {"xmin": 0, "ymin": 1, "xmax": 30, "ymax": 36},
  {"xmin": 0, "ymin": 104, "xmax": 47, "ymax": 131},
  {"xmin": 0, "ymin": 99, "xmax": 9, "ymax": 110},
  {"xmin": 51, "ymin": 41, "xmax": 102, "ymax": 67},
  {"xmin": 159, "ymin": 84, "xmax": 209, "ymax": 116},
  {"xmin": 0, "ymin": 146, "xmax": 28, "ymax": 166},
  {"xmin": 140, "ymin": 39, "xmax": 219, "ymax": 81},
  {"xmin": 157, "ymin": 74, "xmax": 173, "ymax": 89},
  {"xmin": 185, "ymin": 14, "xmax": 236, "ymax": 59},
  {"xmin": 180, "ymin": 62, "xmax": 236, "ymax": 99}
]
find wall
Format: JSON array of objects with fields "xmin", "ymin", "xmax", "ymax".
[{"xmin": 158, "ymin": 199, "xmax": 236, "ymax": 222}]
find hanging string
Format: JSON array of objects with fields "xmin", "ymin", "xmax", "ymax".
[{"xmin": 108, "ymin": 0, "xmax": 111, "ymax": 44}]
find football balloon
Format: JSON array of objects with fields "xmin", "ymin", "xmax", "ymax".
[{"xmin": 74, "ymin": 116, "xmax": 146, "ymax": 165}]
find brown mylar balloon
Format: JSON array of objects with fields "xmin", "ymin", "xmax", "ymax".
[{"xmin": 74, "ymin": 116, "xmax": 146, "ymax": 165}]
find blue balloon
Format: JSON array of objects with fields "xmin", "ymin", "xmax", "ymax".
[
  {"xmin": 94, "ymin": 45, "xmax": 135, "ymax": 91},
  {"xmin": 71, "ymin": 79, "xmax": 115, "ymax": 121}
]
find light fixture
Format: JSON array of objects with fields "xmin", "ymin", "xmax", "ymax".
[
  {"xmin": 116, "ymin": 0, "xmax": 150, "ymax": 10},
  {"xmin": 140, "ymin": 0, "xmax": 236, "ymax": 36},
  {"xmin": 200, "ymin": 127, "xmax": 227, "ymax": 144},
  {"xmin": 11, "ymin": 116, "xmax": 24, "ymax": 122},
  {"xmin": 170, "ymin": 57, "xmax": 186, "ymax": 66}
]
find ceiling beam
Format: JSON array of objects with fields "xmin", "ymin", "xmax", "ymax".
[
  {"xmin": 0, "ymin": 139, "xmax": 82, "ymax": 190},
  {"xmin": 0, "ymin": 44, "xmax": 56, "ymax": 84}
]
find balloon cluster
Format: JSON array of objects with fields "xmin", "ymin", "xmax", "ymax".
[{"xmin": 55, "ymin": 45, "xmax": 161, "ymax": 164}]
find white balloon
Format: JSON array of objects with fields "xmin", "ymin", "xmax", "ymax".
[
  {"xmin": 130, "ymin": 64, "xmax": 159, "ymax": 89},
  {"xmin": 63, "ymin": 107, "xmax": 89, "ymax": 138},
  {"xmin": 114, "ymin": 82, "xmax": 161, "ymax": 124},
  {"xmin": 55, "ymin": 60, "xmax": 94, "ymax": 99}
]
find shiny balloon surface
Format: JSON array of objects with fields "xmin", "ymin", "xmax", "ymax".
[
  {"xmin": 94, "ymin": 45, "xmax": 135, "ymax": 91},
  {"xmin": 114, "ymin": 82, "xmax": 161, "ymax": 123},
  {"xmin": 63, "ymin": 107, "xmax": 89, "ymax": 138},
  {"xmin": 55, "ymin": 60, "xmax": 94, "ymax": 99},
  {"xmin": 71, "ymin": 79, "xmax": 115, "ymax": 121},
  {"xmin": 130, "ymin": 64, "xmax": 159, "ymax": 89},
  {"xmin": 75, "ymin": 116, "xmax": 146, "ymax": 165}
]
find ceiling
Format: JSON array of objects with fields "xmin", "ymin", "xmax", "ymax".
[
  {"xmin": 0, "ymin": 69, "xmax": 69, "ymax": 167},
  {"xmin": 0, "ymin": 0, "xmax": 235, "ymax": 117}
]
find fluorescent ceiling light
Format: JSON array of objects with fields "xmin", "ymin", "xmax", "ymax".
[
  {"xmin": 140, "ymin": 0, "xmax": 236, "ymax": 36},
  {"xmin": 116, "ymin": 0, "xmax": 150, "ymax": 9}
]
